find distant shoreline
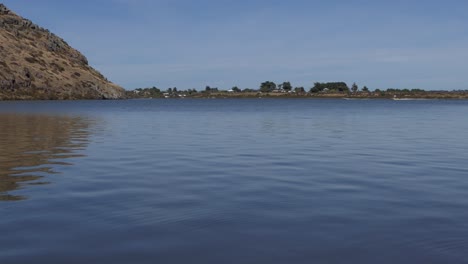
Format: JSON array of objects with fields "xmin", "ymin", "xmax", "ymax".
[
  {"xmin": 125, "ymin": 91, "xmax": 468, "ymax": 100},
  {"xmin": 125, "ymin": 82, "xmax": 468, "ymax": 100},
  {"xmin": 2, "ymin": 89, "xmax": 468, "ymax": 101},
  {"xmin": 2, "ymin": 94, "xmax": 468, "ymax": 101}
]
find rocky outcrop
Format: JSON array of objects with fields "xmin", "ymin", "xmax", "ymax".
[{"xmin": 0, "ymin": 3, "xmax": 125, "ymax": 100}]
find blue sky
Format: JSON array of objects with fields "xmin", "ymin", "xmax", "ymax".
[{"xmin": 3, "ymin": 0, "xmax": 468, "ymax": 90}]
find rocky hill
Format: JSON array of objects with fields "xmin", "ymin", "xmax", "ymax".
[{"xmin": 0, "ymin": 3, "xmax": 124, "ymax": 100}]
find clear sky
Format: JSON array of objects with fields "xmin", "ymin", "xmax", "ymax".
[{"xmin": 3, "ymin": 0, "xmax": 468, "ymax": 90}]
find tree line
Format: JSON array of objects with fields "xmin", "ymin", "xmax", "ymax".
[{"xmin": 127, "ymin": 81, "xmax": 457, "ymax": 98}]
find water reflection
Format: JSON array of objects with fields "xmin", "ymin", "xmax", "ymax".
[{"xmin": 0, "ymin": 114, "xmax": 92, "ymax": 201}]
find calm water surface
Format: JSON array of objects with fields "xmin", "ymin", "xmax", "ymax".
[{"xmin": 1, "ymin": 99, "xmax": 468, "ymax": 263}]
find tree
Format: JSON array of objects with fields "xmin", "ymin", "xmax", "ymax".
[
  {"xmin": 205, "ymin": 86, "xmax": 211, "ymax": 92},
  {"xmin": 351, "ymin": 82, "xmax": 359, "ymax": 93},
  {"xmin": 362, "ymin": 86, "xmax": 369, "ymax": 92},
  {"xmin": 310, "ymin": 82, "xmax": 349, "ymax": 93},
  {"xmin": 411, "ymin": 88, "xmax": 425, "ymax": 93},
  {"xmin": 150, "ymin": 86, "xmax": 161, "ymax": 95},
  {"xmin": 232, "ymin": 86, "xmax": 241, "ymax": 92},
  {"xmin": 294, "ymin": 87, "xmax": 305, "ymax": 93},
  {"xmin": 310, "ymin": 86, "xmax": 320, "ymax": 93},
  {"xmin": 282, "ymin": 81, "xmax": 292, "ymax": 91},
  {"xmin": 186, "ymin": 89, "xmax": 197, "ymax": 94},
  {"xmin": 260, "ymin": 81, "xmax": 276, "ymax": 93}
]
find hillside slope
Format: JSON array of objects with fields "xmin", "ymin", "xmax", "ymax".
[{"xmin": 0, "ymin": 4, "xmax": 124, "ymax": 100}]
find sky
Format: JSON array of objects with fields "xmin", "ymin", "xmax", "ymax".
[{"xmin": 3, "ymin": 0, "xmax": 468, "ymax": 90}]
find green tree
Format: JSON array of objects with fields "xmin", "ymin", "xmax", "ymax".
[
  {"xmin": 282, "ymin": 81, "xmax": 292, "ymax": 91},
  {"xmin": 351, "ymin": 82, "xmax": 359, "ymax": 93},
  {"xmin": 310, "ymin": 86, "xmax": 320, "ymax": 93},
  {"xmin": 260, "ymin": 81, "xmax": 277, "ymax": 93},
  {"xmin": 232, "ymin": 86, "xmax": 241, "ymax": 92},
  {"xmin": 150, "ymin": 87, "xmax": 161, "ymax": 96},
  {"xmin": 362, "ymin": 86, "xmax": 369, "ymax": 92},
  {"xmin": 374, "ymin": 89, "xmax": 383, "ymax": 96},
  {"xmin": 411, "ymin": 88, "xmax": 425, "ymax": 93},
  {"xmin": 310, "ymin": 82, "xmax": 349, "ymax": 93},
  {"xmin": 294, "ymin": 87, "xmax": 305, "ymax": 93}
]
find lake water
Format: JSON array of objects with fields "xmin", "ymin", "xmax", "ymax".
[{"xmin": 1, "ymin": 99, "xmax": 468, "ymax": 263}]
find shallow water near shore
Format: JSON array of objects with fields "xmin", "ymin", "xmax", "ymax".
[{"xmin": 1, "ymin": 99, "xmax": 468, "ymax": 263}]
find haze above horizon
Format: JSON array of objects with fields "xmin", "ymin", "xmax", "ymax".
[{"xmin": 3, "ymin": 0, "xmax": 468, "ymax": 90}]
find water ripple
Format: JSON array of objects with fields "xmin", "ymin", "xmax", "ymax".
[{"xmin": 2, "ymin": 99, "xmax": 468, "ymax": 263}]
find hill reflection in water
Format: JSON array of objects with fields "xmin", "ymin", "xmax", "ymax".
[{"xmin": 0, "ymin": 114, "xmax": 92, "ymax": 201}]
